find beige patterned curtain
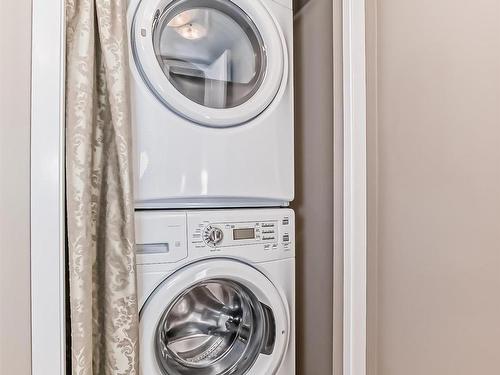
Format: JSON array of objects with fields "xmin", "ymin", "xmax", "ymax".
[{"xmin": 65, "ymin": 0, "xmax": 139, "ymax": 374}]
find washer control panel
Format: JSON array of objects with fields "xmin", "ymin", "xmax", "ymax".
[
  {"xmin": 135, "ymin": 209, "xmax": 295, "ymax": 265},
  {"xmin": 187, "ymin": 208, "xmax": 295, "ymax": 260},
  {"xmin": 200, "ymin": 220, "xmax": 279, "ymax": 248},
  {"xmin": 188, "ymin": 209, "xmax": 295, "ymax": 259}
]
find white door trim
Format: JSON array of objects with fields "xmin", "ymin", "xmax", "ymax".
[
  {"xmin": 31, "ymin": 0, "xmax": 66, "ymax": 373},
  {"xmin": 29, "ymin": 0, "xmax": 368, "ymax": 374},
  {"xmin": 342, "ymin": 0, "xmax": 367, "ymax": 374}
]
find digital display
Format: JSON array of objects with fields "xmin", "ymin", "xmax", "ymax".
[{"xmin": 233, "ymin": 228, "xmax": 255, "ymax": 240}]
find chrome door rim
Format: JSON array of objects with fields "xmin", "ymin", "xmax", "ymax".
[{"xmin": 139, "ymin": 259, "xmax": 290, "ymax": 375}]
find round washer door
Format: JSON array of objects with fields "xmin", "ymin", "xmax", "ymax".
[
  {"xmin": 131, "ymin": 0, "xmax": 286, "ymax": 127},
  {"xmin": 140, "ymin": 259, "xmax": 290, "ymax": 375}
]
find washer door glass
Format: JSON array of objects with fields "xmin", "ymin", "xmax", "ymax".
[
  {"xmin": 151, "ymin": 0, "xmax": 267, "ymax": 109},
  {"xmin": 155, "ymin": 278, "xmax": 276, "ymax": 375}
]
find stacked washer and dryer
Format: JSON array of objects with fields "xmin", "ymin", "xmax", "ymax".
[{"xmin": 127, "ymin": 0, "xmax": 295, "ymax": 373}]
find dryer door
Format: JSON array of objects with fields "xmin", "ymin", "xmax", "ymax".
[
  {"xmin": 131, "ymin": 0, "xmax": 285, "ymax": 127},
  {"xmin": 140, "ymin": 259, "xmax": 290, "ymax": 375}
]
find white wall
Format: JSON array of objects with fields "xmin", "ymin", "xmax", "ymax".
[{"xmin": 0, "ymin": 0, "xmax": 32, "ymax": 374}]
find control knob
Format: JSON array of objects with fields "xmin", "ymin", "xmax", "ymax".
[{"xmin": 203, "ymin": 226, "xmax": 224, "ymax": 247}]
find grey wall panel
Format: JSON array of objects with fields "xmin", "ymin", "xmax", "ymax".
[{"xmin": 293, "ymin": 0, "xmax": 334, "ymax": 373}]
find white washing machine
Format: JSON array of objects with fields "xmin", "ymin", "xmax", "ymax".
[
  {"xmin": 127, "ymin": 0, "xmax": 294, "ymax": 208},
  {"xmin": 136, "ymin": 208, "xmax": 295, "ymax": 374}
]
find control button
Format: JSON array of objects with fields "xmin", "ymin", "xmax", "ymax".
[
  {"xmin": 283, "ymin": 234, "xmax": 290, "ymax": 242},
  {"xmin": 262, "ymin": 223, "xmax": 275, "ymax": 228},
  {"xmin": 264, "ymin": 244, "xmax": 271, "ymax": 250},
  {"xmin": 203, "ymin": 226, "xmax": 224, "ymax": 247},
  {"xmin": 282, "ymin": 218, "xmax": 289, "ymax": 225},
  {"xmin": 263, "ymin": 236, "xmax": 276, "ymax": 241}
]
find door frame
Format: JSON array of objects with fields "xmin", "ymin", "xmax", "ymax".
[
  {"xmin": 31, "ymin": 0, "xmax": 66, "ymax": 373},
  {"xmin": 342, "ymin": 0, "xmax": 367, "ymax": 374},
  {"xmin": 29, "ymin": 0, "xmax": 368, "ymax": 373}
]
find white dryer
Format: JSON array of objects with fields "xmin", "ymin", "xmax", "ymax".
[
  {"xmin": 136, "ymin": 208, "xmax": 295, "ymax": 374},
  {"xmin": 127, "ymin": 0, "xmax": 294, "ymax": 208}
]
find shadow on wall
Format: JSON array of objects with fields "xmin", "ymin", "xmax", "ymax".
[{"xmin": 294, "ymin": 0, "xmax": 311, "ymax": 13}]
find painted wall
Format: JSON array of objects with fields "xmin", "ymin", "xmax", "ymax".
[
  {"xmin": 367, "ymin": 1, "xmax": 500, "ymax": 374},
  {"xmin": 293, "ymin": 0, "xmax": 335, "ymax": 373},
  {"xmin": 0, "ymin": 0, "xmax": 32, "ymax": 374}
]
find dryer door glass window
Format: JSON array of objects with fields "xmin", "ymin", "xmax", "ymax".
[
  {"xmin": 152, "ymin": 0, "xmax": 267, "ymax": 109},
  {"xmin": 155, "ymin": 279, "xmax": 276, "ymax": 374}
]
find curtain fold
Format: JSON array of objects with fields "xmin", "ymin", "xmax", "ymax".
[{"xmin": 66, "ymin": 0, "xmax": 139, "ymax": 374}]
